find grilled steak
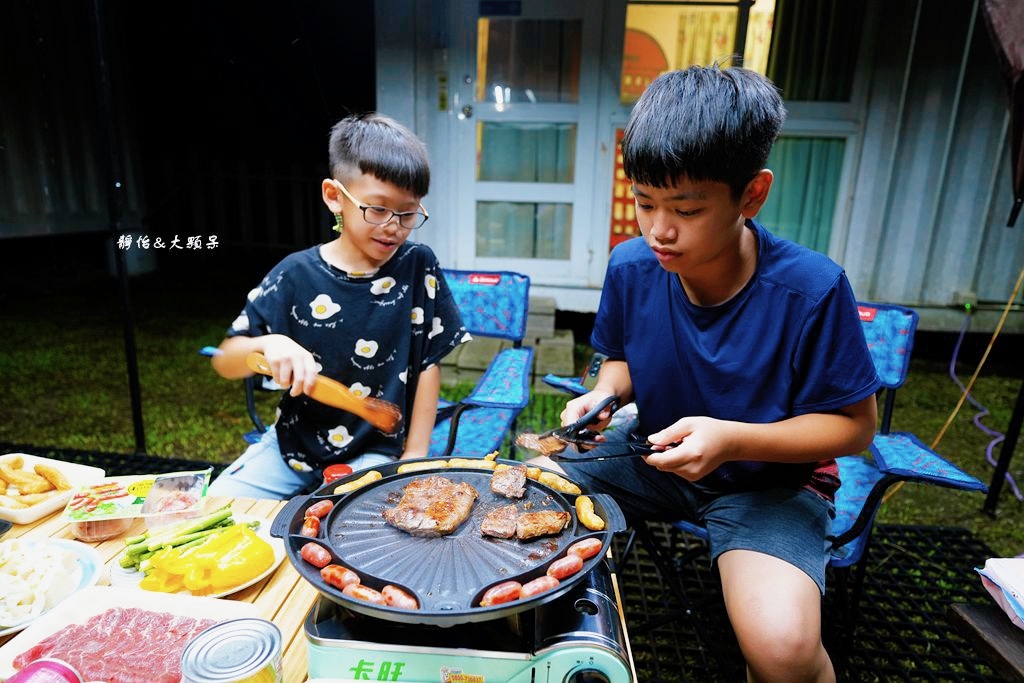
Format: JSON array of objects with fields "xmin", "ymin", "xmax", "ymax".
[
  {"xmin": 480, "ymin": 504, "xmax": 518, "ymax": 538},
  {"xmin": 516, "ymin": 510, "xmax": 571, "ymax": 540},
  {"xmin": 490, "ymin": 464, "xmax": 527, "ymax": 499},
  {"xmin": 383, "ymin": 475, "xmax": 478, "ymax": 537}
]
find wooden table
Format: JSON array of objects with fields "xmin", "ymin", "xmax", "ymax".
[
  {"xmin": 0, "ymin": 495, "xmax": 319, "ymax": 683},
  {"xmin": 2, "ymin": 495, "xmax": 640, "ymax": 683},
  {"xmin": 948, "ymin": 602, "xmax": 1024, "ymax": 682}
]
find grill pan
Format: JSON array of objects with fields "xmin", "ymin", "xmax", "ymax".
[{"xmin": 271, "ymin": 458, "xmax": 626, "ymax": 626}]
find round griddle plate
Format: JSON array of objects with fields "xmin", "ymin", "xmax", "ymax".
[{"xmin": 273, "ymin": 459, "xmax": 625, "ymax": 626}]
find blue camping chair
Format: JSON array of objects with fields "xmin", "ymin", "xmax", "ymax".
[
  {"xmin": 428, "ymin": 269, "xmax": 534, "ymax": 459},
  {"xmin": 543, "ymin": 302, "xmax": 988, "ymax": 656}
]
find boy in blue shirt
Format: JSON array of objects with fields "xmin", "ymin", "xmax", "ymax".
[
  {"xmin": 532, "ymin": 66, "xmax": 880, "ymax": 681},
  {"xmin": 209, "ymin": 113, "xmax": 468, "ymax": 499}
]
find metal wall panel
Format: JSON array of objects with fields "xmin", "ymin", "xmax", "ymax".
[{"xmin": 844, "ymin": 0, "xmax": 1023, "ymax": 331}]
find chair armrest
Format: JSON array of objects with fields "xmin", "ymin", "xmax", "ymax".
[
  {"xmin": 830, "ymin": 436, "xmax": 988, "ymax": 566},
  {"xmin": 871, "ymin": 432, "xmax": 987, "ymax": 492},
  {"xmin": 542, "ymin": 373, "xmax": 588, "ymax": 397}
]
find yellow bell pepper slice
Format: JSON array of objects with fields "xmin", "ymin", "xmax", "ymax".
[
  {"xmin": 136, "ymin": 524, "xmax": 273, "ymax": 594},
  {"xmin": 208, "ymin": 526, "xmax": 275, "ymax": 591}
]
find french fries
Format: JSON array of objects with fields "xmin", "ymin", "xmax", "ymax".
[
  {"xmin": 13, "ymin": 491, "xmax": 60, "ymax": 506},
  {"xmin": 34, "ymin": 464, "xmax": 72, "ymax": 491},
  {"xmin": 575, "ymin": 495, "xmax": 606, "ymax": 531},
  {"xmin": 333, "ymin": 470, "xmax": 383, "ymax": 495},
  {"xmin": 0, "ymin": 494, "xmax": 27, "ymax": 510},
  {"xmin": 0, "ymin": 455, "xmax": 24, "ymax": 469},
  {"xmin": 0, "ymin": 457, "xmax": 74, "ymax": 510},
  {"xmin": 0, "ymin": 464, "xmax": 52, "ymax": 495}
]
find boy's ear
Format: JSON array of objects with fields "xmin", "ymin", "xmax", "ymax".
[
  {"xmin": 322, "ymin": 178, "xmax": 344, "ymax": 213},
  {"xmin": 740, "ymin": 169, "xmax": 773, "ymax": 217}
]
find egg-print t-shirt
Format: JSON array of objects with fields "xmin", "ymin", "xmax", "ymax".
[{"xmin": 225, "ymin": 242, "xmax": 469, "ymax": 472}]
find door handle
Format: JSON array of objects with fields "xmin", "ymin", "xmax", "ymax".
[{"xmin": 458, "ymin": 105, "xmax": 473, "ymax": 120}]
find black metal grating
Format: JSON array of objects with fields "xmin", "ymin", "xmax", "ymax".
[
  {"xmin": 0, "ymin": 442, "xmax": 228, "ymax": 480},
  {"xmin": 614, "ymin": 522, "xmax": 1004, "ymax": 682}
]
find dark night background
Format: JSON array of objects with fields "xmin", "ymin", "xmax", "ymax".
[
  {"xmin": 115, "ymin": 1, "xmax": 375, "ymax": 169},
  {"xmin": 2, "ymin": 0, "xmax": 377, "ymax": 293}
]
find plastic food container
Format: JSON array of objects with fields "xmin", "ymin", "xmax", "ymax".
[
  {"xmin": 70, "ymin": 517, "xmax": 133, "ymax": 543},
  {"xmin": 61, "ymin": 469, "xmax": 212, "ymax": 540},
  {"xmin": 142, "ymin": 472, "xmax": 210, "ymax": 531}
]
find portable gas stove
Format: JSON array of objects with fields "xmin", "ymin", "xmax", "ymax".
[{"xmin": 305, "ymin": 557, "xmax": 634, "ymax": 683}]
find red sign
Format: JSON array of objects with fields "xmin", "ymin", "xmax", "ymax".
[
  {"xmin": 858, "ymin": 306, "xmax": 877, "ymax": 322},
  {"xmin": 609, "ymin": 128, "xmax": 638, "ymax": 251},
  {"xmin": 469, "ymin": 273, "xmax": 502, "ymax": 285}
]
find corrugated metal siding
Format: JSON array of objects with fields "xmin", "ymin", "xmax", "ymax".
[
  {"xmin": 143, "ymin": 155, "xmax": 326, "ymax": 251},
  {"xmin": 842, "ymin": 0, "xmax": 1023, "ymax": 330}
]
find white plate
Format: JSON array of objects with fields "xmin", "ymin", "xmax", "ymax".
[
  {"xmin": 0, "ymin": 538, "xmax": 103, "ymax": 637},
  {"xmin": 0, "ymin": 454, "xmax": 106, "ymax": 525},
  {"xmin": 0, "ymin": 585, "xmax": 259, "ymax": 678},
  {"xmin": 108, "ymin": 513, "xmax": 285, "ymax": 598}
]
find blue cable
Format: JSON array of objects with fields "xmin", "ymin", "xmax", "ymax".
[{"xmin": 949, "ymin": 311, "xmax": 1021, "ymax": 501}]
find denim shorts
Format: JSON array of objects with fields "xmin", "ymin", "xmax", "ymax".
[
  {"xmin": 207, "ymin": 427, "xmax": 395, "ymax": 500},
  {"xmin": 558, "ymin": 429, "xmax": 834, "ymax": 593}
]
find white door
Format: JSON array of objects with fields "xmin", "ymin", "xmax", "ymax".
[{"xmin": 448, "ymin": 0, "xmax": 603, "ymax": 285}]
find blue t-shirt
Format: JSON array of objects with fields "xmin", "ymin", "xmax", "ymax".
[
  {"xmin": 592, "ymin": 221, "xmax": 880, "ymax": 494},
  {"xmin": 226, "ymin": 242, "xmax": 468, "ymax": 472}
]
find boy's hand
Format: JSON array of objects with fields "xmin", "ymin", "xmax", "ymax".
[
  {"xmin": 643, "ymin": 416, "xmax": 735, "ymax": 481},
  {"xmin": 560, "ymin": 391, "xmax": 617, "ymax": 434},
  {"xmin": 259, "ymin": 335, "xmax": 321, "ymax": 397}
]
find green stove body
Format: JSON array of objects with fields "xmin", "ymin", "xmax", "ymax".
[{"xmin": 305, "ymin": 560, "xmax": 633, "ymax": 683}]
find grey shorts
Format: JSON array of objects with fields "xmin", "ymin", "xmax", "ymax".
[{"xmin": 558, "ymin": 431, "xmax": 834, "ymax": 593}]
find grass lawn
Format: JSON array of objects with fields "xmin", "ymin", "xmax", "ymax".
[{"xmin": 2, "ymin": 260, "xmax": 1022, "ymax": 557}]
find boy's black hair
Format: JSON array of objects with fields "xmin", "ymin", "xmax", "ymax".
[
  {"xmin": 328, "ymin": 113, "xmax": 430, "ymax": 197},
  {"xmin": 622, "ymin": 65, "xmax": 786, "ymax": 200}
]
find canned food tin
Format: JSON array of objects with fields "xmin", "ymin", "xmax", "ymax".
[
  {"xmin": 180, "ymin": 618, "xmax": 282, "ymax": 683},
  {"xmin": 6, "ymin": 658, "xmax": 84, "ymax": 683}
]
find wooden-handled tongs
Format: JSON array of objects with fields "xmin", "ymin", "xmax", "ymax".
[
  {"xmin": 515, "ymin": 394, "xmax": 668, "ymax": 461},
  {"xmin": 245, "ymin": 352, "xmax": 402, "ymax": 434}
]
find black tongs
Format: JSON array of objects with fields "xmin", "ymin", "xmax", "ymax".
[{"xmin": 515, "ymin": 394, "xmax": 667, "ymax": 461}]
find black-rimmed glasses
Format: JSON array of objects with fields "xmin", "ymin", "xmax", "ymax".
[{"xmin": 336, "ymin": 181, "xmax": 429, "ymax": 230}]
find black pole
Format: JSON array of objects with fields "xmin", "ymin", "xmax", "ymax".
[
  {"xmin": 982, "ymin": 377, "xmax": 1024, "ymax": 518},
  {"xmin": 733, "ymin": 0, "xmax": 753, "ymax": 67},
  {"xmin": 91, "ymin": 0, "xmax": 146, "ymax": 453}
]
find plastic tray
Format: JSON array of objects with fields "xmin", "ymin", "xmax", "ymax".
[
  {"xmin": 0, "ymin": 453, "xmax": 106, "ymax": 525},
  {"xmin": 0, "ymin": 585, "xmax": 259, "ymax": 678}
]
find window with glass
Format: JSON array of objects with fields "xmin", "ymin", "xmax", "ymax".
[
  {"xmin": 477, "ymin": 19, "xmax": 582, "ymax": 104},
  {"xmin": 471, "ymin": 16, "xmax": 583, "ymax": 260},
  {"xmin": 476, "ymin": 202, "xmax": 572, "ymax": 259},
  {"xmin": 758, "ymin": 136, "xmax": 845, "ymax": 255},
  {"xmin": 477, "ymin": 122, "xmax": 577, "ymax": 183}
]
